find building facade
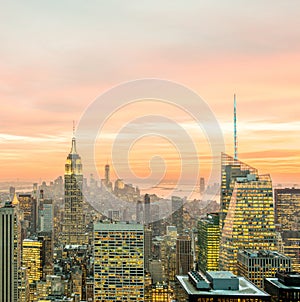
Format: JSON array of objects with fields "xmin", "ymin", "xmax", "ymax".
[
  {"xmin": 237, "ymin": 250, "xmax": 291, "ymax": 289},
  {"xmin": 62, "ymin": 135, "xmax": 87, "ymax": 245},
  {"xmin": 176, "ymin": 235, "xmax": 193, "ymax": 275},
  {"xmin": 265, "ymin": 271, "xmax": 300, "ymax": 302},
  {"xmin": 171, "ymin": 196, "xmax": 184, "ymax": 235},
  {"xmin": 198, "ymin": 213, "xmax": 220, "ymax": 272},
  {"xmin": 22, "ymin": 238, "xmax": 43, "ymax": 285},
  {"xmin": 274, "ymin": 188, "xmax": 300, "ymax": 231},
  {"xmin": 0, "ymin": 202, "xmax": 18, "ymax": 302},
  {"xmin": 219, "ymin": 155, "xmax": 277, "ymax": 274},
  {"xmin": 94, "ymin": 222, "xmax": 144, "ymax": 301},
  {"xmin": 274, "ymin": 188, "xmax": 300, "ymax": 272},
  {"xmin": 220, "ymin": 153, "xmax": 257, "ymax": 229}
]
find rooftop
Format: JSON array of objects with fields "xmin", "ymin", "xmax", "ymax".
[
  {"xmin": 177, "ymin": 275, "xmax": 270, "ymax": 297},
  {"xmin": 239, "ymin": 250, "xmax": 289, "ymax": 259},
  {"xmin": 94, "ymin": 221, "xmax": 144, "ymax": 231},
  {"xmin": 206, "ymin": 271, "xmax": 236, "ymax": 279}
]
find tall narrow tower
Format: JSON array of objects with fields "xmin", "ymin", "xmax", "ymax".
[
  {"xmin": 234, "ymin": 94, "xmax": 238, "ymax": 161},
  {"xmin": 105, "ymin": 164, "xmax": 110, "ymax": 184},
  {"xmin": 0, "ymin": 202, "xmax": 19, "ymax": 302},
  {"xmin": 62, "ymin": 129, "xmax": 87, "ymax": 245}
]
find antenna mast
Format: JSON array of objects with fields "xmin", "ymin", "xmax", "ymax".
[{"xmin": 234, "ymin": 94, "xmax": 238, "ymax": 160}]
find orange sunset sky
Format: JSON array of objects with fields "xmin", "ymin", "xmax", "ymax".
[{"xmin": 0, "ymin": 1, "xmax": 300, "ymax": 187}]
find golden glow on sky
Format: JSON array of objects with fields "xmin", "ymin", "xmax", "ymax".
[{"xmin": 0, "ymin": 2, "xmax": 299, "ymax": 185}]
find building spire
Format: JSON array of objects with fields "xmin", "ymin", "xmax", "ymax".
[
  {"xmin": 234, "ymin": 94, "xmax": 238, "ymax": 160},
  {"xmin": 71, "ymin": 121, "xmax": 77, "ymax": 154}
]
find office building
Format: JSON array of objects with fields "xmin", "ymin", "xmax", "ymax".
[
  {"xmin": 0, "ymin": 202, "xmax": 18, "ymax": 302},
  {"xmin": 94, "ymin": 222, "xmax": 144, "ymax": 301},
  {"xmin": 18, "ymin": 193, "xmax": 37, "ymax": 235},
  {"xmin": 150, "ymin": 283, "xmax": 173, "ymax": 302},
  {"xmin": 149, "ymin": 260, "xmax": 164, "ymax": 284},
  {"xmin": 62, "ymin": 134, "xmax": 87, "ymax": 245},
  {"xmin": 22, "ymin": 238, "xmax": 43, "ymax": 284},
  {"xmin": 220, "ymin": 153, "xmax": 258, "ymax": 228},
  {"xmin": 237, "ymin": 250, "xmax": 291, "ymax": 289},
  {"xmin": 176, "ymin": 270, "xmax": 271, "ymax": 301},
  {"xmin": 102, "ymin": 164, "xmax": 113, "ymax": 191},
  {"xmin": 108, "ymin": 210, "xmax": 120, "ymax": 221},
  {"xmin": 219, "ymin": 158, "xmax": 277, "ymax": 274},
  {"xmin": 274, "ymin": 188, "xmax": 300, "ymax": 231},
  {"xmin": 144, "ymin": 227, "xmax": 152, "ymax": 271},
  {"xmin": 38, "ymin": 198, "xmax": 53, "ymax": 233},
  {"xmin": 281, "ymin": 230, "xmax": 300, "ymax": 272},
  {"xmin": 198, "ymin": 213, "xmax": 220, "ymax": 272},
  {"xmin": 274, "ymin": 188, "xmax": 300, "ymax": 272},
  {"xmin": 38, "ymin": 232, "xmax": 54, "ymax": 277},
  {"xmin": 144, "ymin": 193, "xmax": 150, "ymax": 225},
  {"xmin": 176, "ymin": 235, "xmax": 193, "ymax": 275},
  {"xmin": 172, "ymin": 196, "xmax": 184, "ymax": 235},
  {"xmin": 265, "ymin": 271, "xmax": 300, "ymax": 302},
  {"xmin": 136, "ymin": 200, "xmax": 144, "ymax": 224},
  {"xmin": 200, "ymin": 177, "xmax": 205, "ymax": 194},
  {"xmin": 18, "ymin": 267, "xmax": 29, "ymax": 302}
]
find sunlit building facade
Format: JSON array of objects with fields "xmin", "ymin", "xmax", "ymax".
[
  {"xmin": 220, "ymin": 153, "xmax": 258, "ymax": 229},
  {"xmin": 22, "ymin": 238, "xmax": 43, "ymax": 284},
  {"xmin": 198, "ymin": 213, "xmax": 220, "ymax": 272},
  {"xmin": 94, "ymin": 222, "xmax": 144, "ymax": 301},
  {"xmin": 219, "ymin": 155, "xmax": 277, "ymax": 274}
]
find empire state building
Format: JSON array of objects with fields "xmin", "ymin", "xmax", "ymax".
[{"xmin": 62, "ymin": 134, "xmax": 87, "ymax": 245}]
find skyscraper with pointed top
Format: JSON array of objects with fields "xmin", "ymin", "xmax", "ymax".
[
  {"xmin": 219, "ymin": 95, "xmax": 277, "ymax": 274},
  {"xmin": 62, "ymin": 129, "xmax": 87, "ymax": 245}
]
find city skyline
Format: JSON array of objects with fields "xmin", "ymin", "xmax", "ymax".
[{"xmin": 1, "ymin": 1, "xmax": 299, "ymax": 185}]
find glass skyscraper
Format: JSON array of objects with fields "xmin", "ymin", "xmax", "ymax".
[
  {"xmin": 198, "ymin": 213, "xmax": 220, "ymax": 272},
  {"xmin": 219, "ymin": 154, "xmax": 277, "ymax": 274}
]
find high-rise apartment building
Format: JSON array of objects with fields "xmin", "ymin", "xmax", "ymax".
[
  {"xmin": 94, "ymin": 222, "xmax": 144, "ymax": 301},
  {"xmin": 62, "ymin": 135, "xmax": 87, "ymax": 245},
  {"xmin": 219, "ymin": 155, "xmax": 277, "ymax": 274},
  {"xmin": 198, "ymin": 213, "xmax": 220, "ymax": 272},
  {"xmin": 237, "ymin": 250, "xmax": 291, "ymax": 289},
  {"xmin": 0, "ymin": 202, "xmax": 18, "ymax": 302}
]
